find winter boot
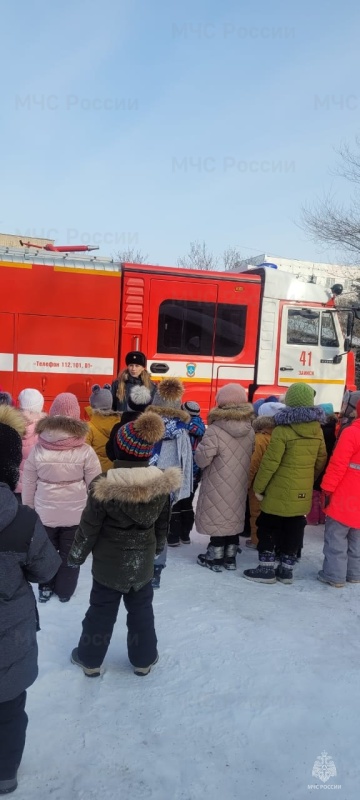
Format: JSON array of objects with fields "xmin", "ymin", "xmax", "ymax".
[
  {"xmin": 70, "ymin": 648, "xmax": 103, "ymax": 677},
  {"xmin": 224, "ymin": 543, "xmax": 238, "ymax": 570},
  {"xmin": 275, "ymin": 554, "xmax": 296, "ymax": 584},
  {"xmin": 133, "ymin": 653, "xmax": 159, "ymax": 676},
  {"xmin": 317, "ymin": 571, "xmax": 345, "ymax": 588},
  {"xmin": 197, "ymin": 544, "xmax": 225, "ymax": 572},
  {"xmin": 0, "ymin": 775, "xmax": 18, "ymax": 795},
  {"xmin": 152, "ymin": 565, "xmax": 163, "ymax": 589},
  {"xmin": 243, "ymin": 551, "xmax": 276, "ymax": 584},
  {"xmin": 38, "ymin": 584, "xmax": 53, "ymax": 603}
]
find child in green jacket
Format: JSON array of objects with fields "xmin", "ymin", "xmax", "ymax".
[{"xmin": 243, "ymin": 383, "xmax": 327, "ymax": 585}]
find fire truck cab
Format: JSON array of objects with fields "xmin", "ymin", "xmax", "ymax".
[{"xmin": 0, "ymin": 247, "xmax": 355, "ymax": 413}]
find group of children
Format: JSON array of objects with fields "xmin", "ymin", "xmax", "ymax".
[{"xmin": 1, "ymin": 355, "xmax": 360, "ymax": 794}]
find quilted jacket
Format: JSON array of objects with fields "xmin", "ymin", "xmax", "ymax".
[
  {"xmin": 85, "ymin": 406, "xmax": 121, "ymax": 472},
  {"xmin": 321, "ymin": 417, "xmax": 360, "ymax": 528},
  {"xmin": 253, "ymin": 406, "xmax": 327, "ymax": 517},
  {"xmin": 248, "ymin": 416, "xmax": 275, "ymax": 542},
  {"xmin": 194, "ymin": 404, "xmax": 254, "ymax": 537},
  {"xmin": 22, "ymin": 416, "xmax": 101, "ymax": 527}
]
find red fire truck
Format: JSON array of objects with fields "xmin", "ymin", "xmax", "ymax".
[{"xmin": 0, "ymin": 246, "xmax": 356, "ymax": 413}]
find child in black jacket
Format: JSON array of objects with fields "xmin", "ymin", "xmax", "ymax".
[
  {"xmin": 69, "ymin": 413, "xmax": 181, "ymax": 677},
  {"xmin": 0, "ymin": 406, "xmax": 60, "ymax": 795}
]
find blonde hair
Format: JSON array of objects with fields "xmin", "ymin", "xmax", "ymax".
[{"xmin": 116, "ymin": 368, "xmax": 153, "ymax": 403}]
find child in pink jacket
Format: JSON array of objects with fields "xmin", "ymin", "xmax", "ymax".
[
  {"xmin": 15, "ymin": 388, "xmax": 45, "ymax": 500},
  {"xmin": 22, "ymin": 393, "xmax": 101, "ymax": 603}
]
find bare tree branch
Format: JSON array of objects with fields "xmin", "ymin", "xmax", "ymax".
[
  {"xmin": 178, "ymin": 241, "xmax": 219, "ymax": 270},
  {"xmin": 178, "ymin": 241, "xmax": 242, "ymax": 271},
  {"xmin": 332, "ymin": 136, "xmax": 360, "ymax": 184},
  {"xmin": 117, "ymin": 248, "xmax": 149, "ymax": 264},
  {"xmin": 222, "ymin": 246, "xmax": 243, "ymax": 271},
  {"xmin": 301, "ymin": 136, "xmax": 360, "ymax": 258}
]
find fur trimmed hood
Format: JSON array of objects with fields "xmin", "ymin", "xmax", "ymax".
[
  {"xmin": 252, "ymin": 415, "xmax": 276, "ymax": 433},
  {"xmin": 208, "ymin": 404, "xmax": 254, "ymax": 425},
  {"xmin": 86, "ymin": 406, "xmax": 120, "ymax": 419},
  {"xmin": 36, "ymin": 416, "xmax": 89, "ymax": 439},
  {"xmin": 274, "ymin": 406, "xmax": 325, "ymax": 426},
  {"xmin": 92, "ymin": 465, "xmax": 182, "ymax": 504},
  {"xmin": 0, "ymin": 405, "xmax": 27, "ymax": 438},
  {"xmin": 146, "ymin": 405, "xmax": 190, "ymax": 423}
]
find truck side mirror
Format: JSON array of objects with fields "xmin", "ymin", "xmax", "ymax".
[
  {"xmin": 333, "ymin": 354, "xmax": 342, "ymax": 364},
  {"xmin": 344, "ymin": 336, "xmax": 351, "ymax": 353}
]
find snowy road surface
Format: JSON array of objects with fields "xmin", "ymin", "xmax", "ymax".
[{"xmin": 17, "ymin": 526, "xmax": 359, "ymax": 800}]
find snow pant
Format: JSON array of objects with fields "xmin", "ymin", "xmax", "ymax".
[
  {"xmin": 0, "ymin": 692, "xmax": 28, "ymax": 781},
  {"xmin": 244, "ymin": 494, "xmax": 251, "ymax": 536},
  {"xmin": 248, "ymin": 489, "xmax": 260, "ymax": 546},
  {"xmin": 321, "ymin": 516, "xmax": 360, "ymax": 584},
  {"xmin": 257, "ymin": 512, "xmax": 306, "ymax": 556},
  {"xmin": 77, "ymin": 578, "xmax": 157, "ymax": 670},
  {"xmin": 154, "ymin": 497, "xmax": 171, "ymax": 568},
  {"xmin": 306, "ymin": 490, "xmax": 325, "ymax": 525},
  {"xmin": 39, "ymin": 525, "xmax": 79, "ymax": 600},
  {"xmin": 210, "ymin": 534, "xmax": 240, "ymax": 548},
  {"xmin": 169, "ymin": 494, "xmax": 194, "ymax": 542}
]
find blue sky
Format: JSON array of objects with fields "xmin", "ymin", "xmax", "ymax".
[{"xmin": 1, "ymin": 0, "xmax": 360, "ymax": 265}]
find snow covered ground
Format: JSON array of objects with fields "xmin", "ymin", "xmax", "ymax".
[{"xmin": 17, "ymin": 525, "xmax": 360, "ymax": 800}]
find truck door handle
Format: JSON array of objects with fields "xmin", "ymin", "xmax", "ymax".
[
  {"xmin": 280, "ymin": 366, "xmax": 294, "ymax": 371},
  {"xmin": 150, "ymin": 363, "xmax": 169, "ymax": 374}
]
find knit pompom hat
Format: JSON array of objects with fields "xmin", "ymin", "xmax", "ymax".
[
  {"xmin": 18, "ymin": 388, "xmax": 44, "ymax": 414},
  {"xmin": 127, "ymin": 385, "xmax": 152, "ymax": 413},
  {"xmin": 285, "ymin": 383, "xmax": 315, "ymax": 408},
  {"xmin": 116, "ymin": 411, "xmax": 165, "ymax": 462},
  {"xmin": 152, "ymin": 378, "xmax": 184, "ymax": 409},
  {"xmin": 216, "ymin": 383, "xmax": 247, "ymax": 408},
  {"xmin": 258, "ymin": 401, "xmax": 286, "ymax": 418},
  {"xmin": 89, "ymin": 384, "xmax": 112, "ymax": 411},
  {"xmin": 0, "ymin": 406, "xmax": 27, "ymax": 491},
  {"xmin": 49, "ymin": 392, "xmax": 81, "ymax": 419},
  {"xmin": 0, "ymin": 391, "xmax": 12, "ymax": 406}
]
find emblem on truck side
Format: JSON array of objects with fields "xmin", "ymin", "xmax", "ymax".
[{"xmin": 186, "ymin": 363, "xmax": 196, "ymax": 377}]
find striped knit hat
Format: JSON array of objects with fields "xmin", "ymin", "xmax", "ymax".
[{"xmin": 116, "ymin": 411, "xmax": 165, "ymax": 462}]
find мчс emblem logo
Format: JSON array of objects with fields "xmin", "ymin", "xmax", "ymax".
[
  {"xmin": 186, "ymin": 363, "xmax": 196, "ymax": 377},
  {"xmin": 312, "ymin": 752, "xmax": 337, "ymax": 783}
]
